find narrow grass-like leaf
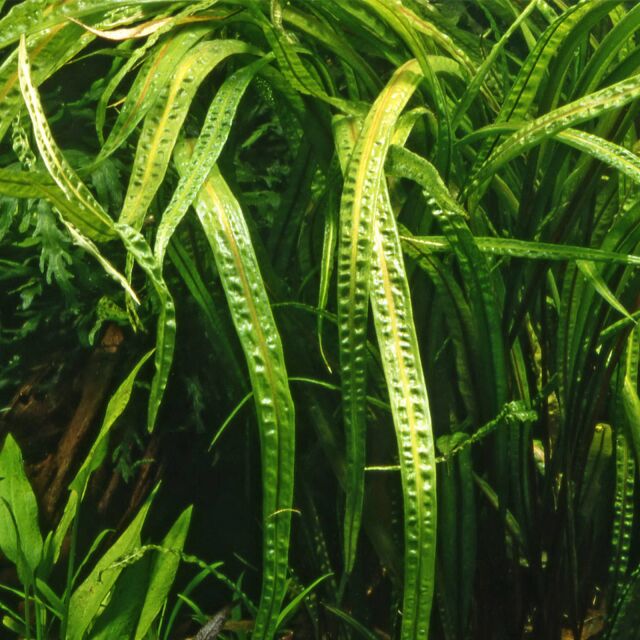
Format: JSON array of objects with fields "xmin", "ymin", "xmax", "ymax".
[
  {"xmin": 323, "ymin": 605, "xmax": 379, "ymax": 640},
  {"xmin": 275, "ymin": 573, "xmax": 332, "ymax": 630},
  {"xmin": 0, "ymin": 24, "xmax": 93, "ymax": 142},
  {"xmin": 335, "ymin": 60, "xmax": 423, "ymax": 576},
  {"xmin": 167, "ymin": 239, "xmax": 246, "ymax": 391},
  {"xmin": 471, "ymin": 73, "xmax": 640, "ymax": 190},
  {"xmin": 473, "ymin": 474, "xmax": 525, "ymax": 552},
  {"xmin": 96, "ymin": 23, "xmax": 211, "ymax": 159},
  {"xmin": 174, "ymin": 143, "xmax": 295, "ymax": 640},
  {"xmin": 369, "ymin": 186, "xmax": 437, "ymax": 639},
  {"xmin": 67, "ymin": 488, "xmax": 157, "ymax": 640},
  {"xmin": 119, "ymin": 39, "xmax": 254, "ymax": 231},
  {"xmin": 115, "ymin": 223, "xmax": 176, "ymax": 432},
  {"xmin": 453, "ymin": 0, "xmax": 539, "ymax": 128},
  {"xmin": 155, "ymin": 54, "xmax": 271, "ymax": 263},
  {"xmin": 576, "ymin": 260, "xmax": 635, "ymax": 320},
  {"xmin": 18, "ymin": 36, "xmax": 115, "ymax": 241},
  {"xmin": 402, "ymin": 232, "xmax": 640, "ymax": 265}
]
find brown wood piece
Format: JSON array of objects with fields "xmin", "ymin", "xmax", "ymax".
[{"xmin": 41, "ymin": 324, "xmax": 124, "ymax": 523}]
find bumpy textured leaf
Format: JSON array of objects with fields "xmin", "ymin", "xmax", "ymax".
[
  {"xmin": 388, "ymin": 145, "xmax": 507, "ymax": 416},
  {"xmin": 336, "ymin": 117, "xmax": 437, "ymax": 638},
  {"xmin": 471, "ymin": 73, "xmax": 640, "ymax": 190},
  {"xmin": 155, "ymin": 54, "xmax": 271, "ymax": 262},
  {"xmin": 402, "ymin": 232, "xmax": 640, "ymax": 265},
  {"xmin": 609, "ymin": 428, "xmax": 635, "ymax": 604},
  {"xmin": 119, "ymin": 39, "xmax": 253, "ymax": 231},
  {"xmin": 0, "ymin": 23, "xmax": 93, "ymax": 142},
  {"xmin": 175, "ymin": 143, "xmax": 295, "ymax": 640},
  {"xmin": 115, "ymin": 223, "xmax": 176, "ymax": 432},
  {"xmin": 606, "ymin": 564, "xmax": 640, "ymax": 640},
  {"xmin": 466, "ymin": 0, "xmax": 618, "ymax": 183},
  {"xmin": 360, "ymin": 0, "xmax": 452, "ymax": 170},
  {"xmin": 96, "ymin": 23, "xmax": 211, "ymax": 158},
  {"xmin": 0, "ymin": 167, "xmax": 95, "ymax": 225},
  {"xmin": 61, "ymin": 219, "xmax": 140, "ymax": 304},
  {"xmin": 335, "ymin": 60, "xmax": 423, "ymax": 576},
  {"xmin": 282, "ymin": 6, "xmax": 379, "ymax": 96},
  {"xmin": 18, "ymin": 36, "xmax": 115, "ymax": 241},
  {"xmin": 254, "ymin": 7, "xmax": 364, "ymax": 116},
  {"xmin": 0, "ymin": 0, "xmax": 190, "ymax": 50},
  {"xmin": 370, "ymin": 189, "xmax": 437, "ymax": 639}
]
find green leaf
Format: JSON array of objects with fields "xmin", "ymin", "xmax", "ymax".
[
  {"xmin": 18, "ymin": 35, "xmax": 115, "ymax": 241},
  {"xmin": 174, "ymin": 143, "xmax": 295, "ymax": 640},
  {"xmin": 324, "ymin": 604, "xmax": 379, "ymax": 640},
  {"xmin": 369, "ymin": 186, "xmax": 437, "ymax": 638},
  {"xmin": 276, "ymin": 573, "xmax": 332, "ymax": 630},
  {"xmin": 70, "ymin": 350, "xmax": 154, "ymax": 497},
  {"xmin": 470, "ymin": 72, "xmax": 640, "ymax": 191},
  {"xmin": 0, "ymin": 435, "xmax": 43, "ymax": 585},
  {"xmin": 335, "ymin": 59, "xmax": 423, "ymax": 577},
  {"xmin": 155, "ymin": 54, "xmax": 271, "ymax": 263},
  {"xmin": 0, "ymin": 23, "xmax": 93, "ymax": 142},
  {"xmin": 90, "ymin": 557, "xmax": 153, "ymax": 640},
  {"xmin": 452, "ymin": 0, "xmax": 539, "ymax": 128},
  {"xmin": 67, "ymin": 487, "xmax": 157, "ymax": 640},
  {"xmin": 0, "ymin": 0, "xmax": 191, "ymax": 50},
  {"xmin": 401, "ymin": 232, "xmax": 640, "ymax": 265},
  {"xmin": 135, "ymin": 507, "xmax": 192, "ymax": 639},
  {"xmin": 576, "ymin": 260, "xmax": 635, "ymax": 320},
  {"xmin": 119, "ymin": 39, "xmax": 254, "ymax": 231},
  {"xmin": 388, "ymin": 144, "xmax": 508, "ymax": 417},
  {"xmin": 115, "ymin": 224, "xmax": 176, "ymax": 431},
  {"xmin": 96, "ymin": 21, "xmax": 213, "ymax": 160},
  {"xmin": 462, "ymin": 124, "xmax": 640, "ymax": 185},
  {"xmin": 60, "ymin": 218, "xmax": 140, "ymax": 304}
]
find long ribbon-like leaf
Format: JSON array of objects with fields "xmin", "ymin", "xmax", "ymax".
[
  {"xmin": 18, "ymin": 36, "xmax": 115, "ymax": 241},
  {"xmin": 119, "ymin": 39, "xmax": 254, "ymax": 231},
  {"xmin": 370, "ymin": 187, "xmax": 437, "ymax": 639},
  {"xmin": 335, "ymin": 59, "xmax": 423, "ymax": 576},
  {"xmin": 175, "ymin": 143, "xmax": 295, "ymax": 640},
  {"xmin": 155, "ymin": 54, "xmax": 271, "ymax": 262}
]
